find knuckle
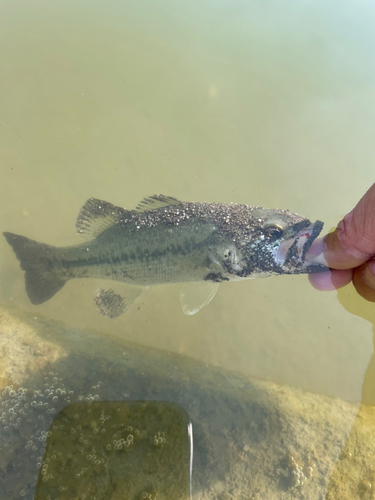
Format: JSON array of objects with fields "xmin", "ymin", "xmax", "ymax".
[{"xmin": 337, "ymin": 212, "xmax": 375, "ymax": 258}]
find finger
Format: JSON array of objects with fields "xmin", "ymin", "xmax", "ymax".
[
  {"xmin": 352, "ymin": 263, "xmax": 375, "ymax": 302},
  {"xmin": 308, "ymin": 269, "xmax": 353, "ymax": 291},
  {"xmin": 306, "ymin": 183, "xmax": 375, "ymax": 270},
  {"xmin": 306, "ymin": 221, "xmax": 373, "ymax": 270},
  {"xmin": 324, "ymin": 183, "xmax": 375, "ymax": 267},
  {"xmin": 304, "ymin": 233, "xmax": 363, "ymax": 269},
  {"xmin": 363, "ymin": 258, "xmax": 375, "ymax": 289},
  {"xmin": 323, "ymin": 228, "xmax": 370, "ymax": 269}
]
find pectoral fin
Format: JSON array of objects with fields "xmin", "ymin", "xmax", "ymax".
[
  {"xmin": 93, "ymin": 285, "xmax": 143, "ymax": 318},
  {"xmin": 180, "ymin": 282, "xmax": 220, "ymax": 316}
]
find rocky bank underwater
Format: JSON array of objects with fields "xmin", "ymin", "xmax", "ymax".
[{"xmin": 1, "ymin": 304, "xmax": 374, "ymax": 500}]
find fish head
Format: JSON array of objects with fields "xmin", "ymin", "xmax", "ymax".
[{"xmin": 215, "ymin": 208, "xmax": 329, "ymax": 279}]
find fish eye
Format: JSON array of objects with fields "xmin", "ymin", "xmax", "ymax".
[{"xmin": 264, "ymin": 223, "xmax": 284, "ymax": 239}]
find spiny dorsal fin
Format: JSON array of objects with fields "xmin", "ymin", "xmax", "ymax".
[
  {"xmin": 76, "ymin": 198, "xmax": 129, "ymax": 238},
  {"xmin": 134, "ymin": 194, "xmax": 183, "ymax": 213}
]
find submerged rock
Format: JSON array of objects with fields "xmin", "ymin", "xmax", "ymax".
[
  {"xmin": 0, "ymin": 307, "xmax": 67, "ymax": 391},
  {"xmin": 0, "ymin": 304, "xmax": 372, "ymax": 499}
]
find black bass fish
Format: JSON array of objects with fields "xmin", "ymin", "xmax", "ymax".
[{"xmin": 3, "ymin": 195, "xmax": 327, "ymax": 317}]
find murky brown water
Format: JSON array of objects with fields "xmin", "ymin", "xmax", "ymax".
[{"xmin": 1, "ymin": 0, "xmax": 375, "ymax": 406}]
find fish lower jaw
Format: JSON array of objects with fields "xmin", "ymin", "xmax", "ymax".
[{"xmin": 274, "ymin": 223, "xmax": 321, "ymax": 268}]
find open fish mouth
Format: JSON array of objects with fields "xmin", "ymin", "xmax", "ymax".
[{"xmin": 275, "ymin": 220, "xmax": 328, "ymax": 272}]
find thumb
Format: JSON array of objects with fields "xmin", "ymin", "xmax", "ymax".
[
  {"xmin": 307, "ymin": 183, "xmax": 375, "ymax": 301},
  {"xmin": 322, "ymin": 220, "xmax": 371, "ymax": 269},
  {"xmin": 307, "ymin": 183, "xmax": 375, "ymax": 270},
  {"xmin": 307, "ymin": 228, "xmax": 375, "ymax": 300},
  {"xmin": 306, "ymin": 220, "xmax": 371, "ymax": 270}
]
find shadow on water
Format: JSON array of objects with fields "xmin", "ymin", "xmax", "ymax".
[{"xmin": 326, "ymin": 286, "xmax": 375, "ymax": 500}]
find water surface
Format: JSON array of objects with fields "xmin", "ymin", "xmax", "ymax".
[{"xmin": 0, "ymin": 0, "xmax": 374, "ymax": 403}]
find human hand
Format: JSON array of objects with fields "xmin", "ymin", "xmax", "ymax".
[{"xmin": 307, "ymin": 183, "xmax": 375, "ymax": 302}]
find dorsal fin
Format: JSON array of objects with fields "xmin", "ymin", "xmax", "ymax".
[
  {"xmin": 134, "ymin": 194, "xmax": 183, "ymax": 213},
  {"xmin": 76, "ymin": 198, "xmax": 129, "ymax": 238}
]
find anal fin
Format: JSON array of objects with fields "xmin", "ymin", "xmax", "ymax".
[
  {"xmin": 93, "ymin": 284, "xmax": 143, "ymax": 318},
  {"xmin": 180, "ymin": 282, "xmax": 220, "ymax": 316}
]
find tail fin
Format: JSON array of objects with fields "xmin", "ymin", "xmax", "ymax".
[{"xmin": 3, "ymin": 232, "xmax": 68, "ymax": 305}]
